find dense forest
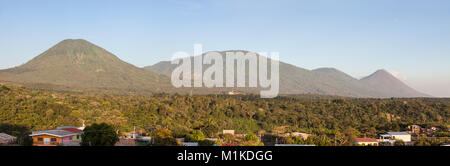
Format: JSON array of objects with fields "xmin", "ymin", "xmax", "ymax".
[{"xmin": 0, "ymin": 84, "xmax": 448, "ymax": 145}]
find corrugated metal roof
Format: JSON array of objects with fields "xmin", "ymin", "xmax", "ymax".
[
  {"xmin": 61, "ymin": 128, "xmax": 83, "ymax": 133},
  {"xmin": 30, "ymin": 129, "xmax": 76, "ymax": 137},
  {"xmin": 387, "ymin": 132, "xmax": 410, "ymax": 135},
  {"xmin": 0, "ymin": 133, "xmax": 16, "ymax": 140}
]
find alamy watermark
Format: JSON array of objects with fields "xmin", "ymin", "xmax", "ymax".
[{"xmin": 171, "ymin": 44, "xmax": 279, "ymax": 98}]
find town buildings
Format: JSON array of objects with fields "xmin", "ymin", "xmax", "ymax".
[
  {"xmin": 380, "ymin": 132, "xmax": 411, "ymax": 142},
  {"xmin": 355, "ymin": 138, "xmax": 379, "ymax": 146},
  {"xmin": 223, "ymin": 130, "xmax": 235, "ymax": 135},
  {"xmin": 30, "ymin": 127, "xmax": 83, "ymax": 146},
  {"xmin": 284, "ymin": 132, "xmax": 311, "ymax": 140}
]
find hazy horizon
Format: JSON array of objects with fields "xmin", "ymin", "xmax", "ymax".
[{"xmin": 1, "ymin": 0, "xmax": 449, "ymax": 97}]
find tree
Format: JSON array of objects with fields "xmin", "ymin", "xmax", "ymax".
[
  {"xmin": 154, "ymin": 128, "xmax": 173, "ymax": 138},
  {"xmin": 81, "ymin": 123, "xmax": 119, "ymax": 146},
  {"xmin": 185, "ymin": 130, "xmax": 205, "ymax": 142},
  {"xmin": 151, "ymin": 128, "xmax": 181, "ymax": 146},
  {"xmin": 244, "ymin": 133, "xmax": 259, "ymax": 142},
  {"xmin": 240, "ymin": 133, "xmax": 263, "ymax": 146},
  {"xmin": 198, "ymin": 140, "xmax": 219, "ymax": 146},
  {"xmin": 153, "ymin": 137, "xmax": 180, "ymax": 146},
  {"xmin": 394, "ymin": 140, "xmax": 405, "ymax": 146},
  {"xmin": 0, "ymin": 85, "xmax": 10, "ymax": 92},
  {"xmin": 415, "ymin": 139, "xmax": 431, "ymax": 146},
  {"xmin": 221, "ymin": 133, "xmax": 235, "ymax": 144}
]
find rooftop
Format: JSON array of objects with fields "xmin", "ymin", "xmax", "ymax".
[
  {"xmin": 386, "ymin": 132, "xmax": 410, "ymax": 136},
  {"xmin": 0, "ymin": 133, "xmax": 16, "ymax": 140},
  {"xmin": 60, "ymin": 128, "xmax": 83, "ymax": 134},
  {"xmin": 30, "ymin": 129, "xmax": 77, "ymax": 137},
  {"xmin": 355, "ymin": 138, "xmax": 378, "ymax": 142},
  {"xmin": 57, "ymin": 126, "xmax": 79, "ymax": 129}
]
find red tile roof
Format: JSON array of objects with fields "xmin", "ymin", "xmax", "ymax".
[
  {"xmin": 355, "ymin": 138, "xmax": 378, "ymax": 142},
  {"xmin": 221, "ymin": 143, "xmax": 238, "ymax": 146},
  {"xmin": 61, "ymin": 128, "xmax": 83, "ymax": 133}
]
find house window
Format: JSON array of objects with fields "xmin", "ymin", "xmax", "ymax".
[
  {"xmin": 77, "ymin": 135, "xmax": 80, "ymax": 139},
  {"xmin": 51, "ymin": 138, "xmax": 57, "ymax": 142},
  {"xmin": 37, "ymin": 138, "xmax": 43, "ymax": 141}
]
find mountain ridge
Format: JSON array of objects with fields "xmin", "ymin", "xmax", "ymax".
[
  {"xmin": 145, "ymin": 51, "xmax": 429, "ymax": 98},
  {"xmin": 0, "ymin": 39, "xmax": 430, "ymax": 97}
]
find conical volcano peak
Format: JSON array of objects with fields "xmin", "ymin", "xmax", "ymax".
[
  {"xmin": 363, "ymin": 69, "xmax": 395, "ymax": 80},
  {"xmin": 360, "ymin": 69, "xmax": 430, "ymax": 97},
  {"xmin": 0, "ymin": 39, "xmax": 170, "ymax": 91},
  {"xmin": 29, "ymin": 39, "xmax": 120, "ymax": 64},
  {"xmin": 373, "ymin": 69, "xmax": 389, "ymax": 74},
  {"xmin": 56, "ymin": 39, "xmax": 97, "ymax": 46},
  {"xmin": 48, "ymin": 39, "xmax": 104, "ymax": 53}
]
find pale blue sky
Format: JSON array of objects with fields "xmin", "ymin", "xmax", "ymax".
[{"xmin": 0, "ymin": 0, "xmax": 449, "ymax": 96}]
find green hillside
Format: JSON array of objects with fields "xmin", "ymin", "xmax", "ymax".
[
  {"xmin": 0, "ymin": 84, "xmax": 447, "ymax": 145},
  {"xmin": 0, "ymin": 39, "xmax": 171, "ymax": 93}
]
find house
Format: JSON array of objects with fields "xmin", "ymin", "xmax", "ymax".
[
  {"xmin": 379, "ymin": 132, "xmax": 411, "ymax": 143},
  {"xmin": 223, "ymin": 130, "xmax": 235, "ymax": 135},
  {"xmin": 205, "ymin": 138, "xmax": 219, "ymax": 142},
  {"xmin": 136, "ymin": 136, "xmax": 152, "ymax": 146},
  {"xmin": 30, "ymin": 128, "xmax": 83, "ymax": 146},
  {"xmin": 284, "ymin": 132, "xmax": 311, "ymax": 140},
  {"xmin": 115, "ymin": 138, "xmax": 138, "ymax": 146},
  {"xmin": 183, "ymin": 142, "xmax": 199, "ymax": 146},
  {"xmin": 354, "ymin": 138, "xmax": 379, "ymax": 146},
  {"xmin": 430, "ymin": 127, "xmax": 438, "ymax": 132},
  {"xmin": 0, "ymin": 133, "xmax": 16, "ymax": 145},
  {"xmin": 275, "ymin": 144, "xmax": 315, "ymax": 146},
  {"xmin": 57, "ymin": 126, "xmax": 84, "ymax": 142},
  {"xmin": 235, "ymin": 134, "xmax": 247, "ymax": 138},
  {"xmin": 221, "ymin": 143, "xmax": 238, "ymax": 146},
  {"xmin": 228, "ymin": 90, "xmax": 241, "ymax": 95},
  {"xmin": 408, "ymin": 125, "xmax": 421, "ymax": 134},
  {"xmin": 123, "ymin": 132, "xmax": 141, "ymax": 139}
]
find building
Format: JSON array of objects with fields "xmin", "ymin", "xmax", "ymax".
[
  {"xmin": 0, "ymin": 133, "xmax": 16, "ymax": 145},
  {"xmin": 430, "ymin": 127, "xmax": 438, "ymax": 132},
  {"xmin": 183, "ymin": 142, "xmax": 199, "ymax": 146},
  {"xmin": 205, "ymin": 138, "xmax": 219, "ymax": 142},
  {"xmin": 223, "ymin": 130, "xmax": 235, "ymax": 135},
  {"xmin": 379, "ymin": 132, "xmax": 411, "ymax": 143},
  {"xmin": 228, "ymin": 90, "xmax": 241, "ymax": 95},
  {"xmin": 115, "ymin": 138, "xmax": 138, "ymax": 146},
  {"xmin": 408, "ymin": 125, "xmax": 421, "ymax": 134},
  {"xmin": 284, "ymin": 132, "xmax": 311, "ymax": 140},
  {"xmin": 30, "ymin": 128, "xmax": 83, "ymax": 146},
  {"xmin": 355, "ymin": 138, "xmax": 379, "ymax": 146},
  {"xmin": 123, "ymin": 132, "xmax": 141, "ymax": 139},
  {"xmin": 275, "ymin": 144, "xmax": 315, "ymax": 146},
  {"xmin": 235, "ymin": 134, "xmax": 248, "ymax": 138},
  {"xmin": 57, "ymin": 126, "xmax": 84, "ymax": 142}
]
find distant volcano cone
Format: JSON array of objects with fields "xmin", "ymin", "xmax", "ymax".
[{"xmin": 360, "ymin": 69, "xmax": 430, "ymax": 97}]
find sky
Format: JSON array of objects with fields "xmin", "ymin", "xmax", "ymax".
[{"xmin": 0, "ymin": 0, "xmax": 449, "ymax": 97}]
